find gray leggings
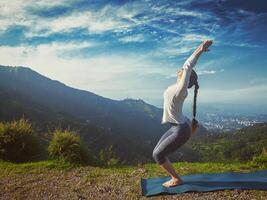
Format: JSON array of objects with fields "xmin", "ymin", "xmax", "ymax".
[{"xmin": 152, "ymin": 122, "xmax": 191, "ymax": 165}]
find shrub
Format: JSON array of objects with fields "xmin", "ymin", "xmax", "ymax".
[
  {"xmin": 0, "ymin": 118, "xmax": 40, "ymax": 162},
  {"xmin": 98, "ymin": 144, "xmax": 121, "ymax": 166},
  {"xmin": 252, "ymin": 148, "xmax": 267, "ymax": 167},
  {"xmin": 48, "ymin": 129, "xmax": 90, "ymax": 164}
]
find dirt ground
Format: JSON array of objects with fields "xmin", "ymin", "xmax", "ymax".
[{"xmin": 1, "ymin": 167, "xmax": 267, "ymax": 200}]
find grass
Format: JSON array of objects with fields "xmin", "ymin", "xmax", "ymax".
[
  {"xmin": 1, "ymin": 159, "xmax": 266, "ymax": 199},
  {"xmin": 143, "ymin": 161, "xmax": 266, "ymax": 177},
  {"xmin": 1, "ymin": 159, "xmax": 266, "ymax": 176},
  {"xmin": 0, "ymin": 159, "xmax": 74, "ymax": 175}
]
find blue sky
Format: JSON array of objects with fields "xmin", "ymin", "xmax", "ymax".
[{"xmin": 0, "ymin": 0, "xmax": 266, "ymax": 109}]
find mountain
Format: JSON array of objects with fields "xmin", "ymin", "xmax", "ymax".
[
  {"xmin": 0, "ymin": 65, "xmax": 208, "ymax": 136},
  {"xmin": 0, "ymin": 71, "xmax": 152, "ymax": 164},
  {"xmin": 1, "ymin": 65, "xmax": 266, "ymax": 164},
  {"xmin": 0, "ymin": 65, "xmax": 200, "ymax": 164},
  {"xmin": 0, "ymin": 65, "xmax": 167, "ymax": 138}
]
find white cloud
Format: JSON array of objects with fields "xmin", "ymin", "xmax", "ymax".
[
  {"xmin": 0, "ymin": 0, "xmax": 141, "ymax": 36},
  {"xmin": 0, "ymin": 41, "xmax": 96, "ymax": 61},
  {"xmin": 0, "ymin": 0, "xmax": 218, "ymax": 41},
  {"xmin": 0, "ymin": 0, "xmax": 73, "ymax": 31},
  {"xmin": 0, "ymin": 1, "xmax": 31, "ymax": 31},
  {"xmin": 164, "ymin": 7, "xmax": 206, "ymax": 18},
  {"xmin": 249, "ymin": 77, "xmax": 267, "ymax": 85},
  {"xmin": 0, "ymin": 42, "xmax": 168, "ymax": 97},
  {"xmin": 165, "ymin": 68, "xmax": 224, "ymax": 79},
  {"xmin": 198, "ymin": 70, "xmax": 216, "ymax": 75},
  {"xmin": 181, "ymin": 34, "xmax": 214, "ymax": 42},
  {"xmin": 219, "ymin": 41, "xmax": 261, "ymax": 48},
  {"xmin": 118, "ymin": 34, "xmax": 146, "ymax": 43},
  {"xmin": 0, "ymin": 1, "xmax": 139, "ymax": 35},
  {"xmin": 150, "ymin": 33, "xmax": 214, "ymax": 59},
  {"xmin": 0, "ymin": 0, "xmax": 265, "ymax": 108},
  {"xmin": 150, "ymin": 46, "xmax": 193, "ymax": 58},
  {"xmin": 198, "ymin": 69, "xmax": 224, "ymax": 75},
  {"xmin": 151, "ymin": 3, "xmax": 210, "ymax": 19},
  {"xmin": 0, "ymin": 41, "xmax": 264, "ymax": 108},
  {"xmin": 26, "ymin": 8, "xmax": 133, "ymax": 36},
  {"xmin": 39, "ymin": 40, "xmax": 95, "ymax": 51},
  {"xmin": 194, "ymin": 84, "xmax": 267, "ymax": 104}
]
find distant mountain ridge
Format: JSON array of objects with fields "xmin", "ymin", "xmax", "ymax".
[
  {"xmin": 1, "ymin": 64, "xmax": 264, "ymax": 135},
  {"xmin": 0, "ymin": 65, "xmax": 170, "ymax": 139},
  {"xmin": 1, "ymin": 65, "xmax": 266, "ymax": 164},
  {"xmin": 0, "ymin": 65, "xmax": 169, "ymax": 164},
  {"xmin": 0, "ymin": 65, "xmax": 183, "ymax": 163}
]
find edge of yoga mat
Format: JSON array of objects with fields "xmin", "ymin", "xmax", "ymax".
[
  {"xmin": 141, "ymin": 177, "xmax": 147, "ymax": 196},
  {"xmin": 141, "ymin": 170, "xmax": 267, "ymax": 197}
]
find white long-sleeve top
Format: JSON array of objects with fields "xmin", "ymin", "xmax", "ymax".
[{"xmin": 161, "ymin": 51, "xmax": 199, "ymax": 127}]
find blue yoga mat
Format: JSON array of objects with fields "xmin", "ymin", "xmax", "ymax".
[{"xmin": 141, "ymin": 170, "xmax": 267, "ymax": 197}]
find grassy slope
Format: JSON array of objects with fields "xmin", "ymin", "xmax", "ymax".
[{"xmin": 0, "ymin": 160, "xmax": 267, "ymax": 200}]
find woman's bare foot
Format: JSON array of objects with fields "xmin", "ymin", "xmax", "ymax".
[{"xmin": 162, "ymin": 177, "xmax": 183, "ymax": 187}]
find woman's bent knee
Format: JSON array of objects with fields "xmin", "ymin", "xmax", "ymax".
[{"xmin": 152, "ymin": 150, "xmax": 166, "ymax": 164}]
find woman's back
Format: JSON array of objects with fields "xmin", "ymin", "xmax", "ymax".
[
  {"xmin": 161, "ymin": 50, "xmax": 200, "ymax": 125},
  {"xmin": 162, "ymin": 83, "xmax": 188, "ymax": 124}
]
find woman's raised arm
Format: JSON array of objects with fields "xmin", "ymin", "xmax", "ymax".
[
  {"xmin": 183, "ymin": 40, "xmax": 213, "ymax": 70},
  {"xmin": 177, "ymin": 40, "xmax": 213, "ymax": 92}
]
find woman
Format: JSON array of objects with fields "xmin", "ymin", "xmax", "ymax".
[{"xmin": 152, "ymin": 40, "xmax": 213, "ymax": 187}]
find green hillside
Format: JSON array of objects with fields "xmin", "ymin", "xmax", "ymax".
[{"xmin": 187, "ymin": 123, "xmax": 267, "ymax": 163}]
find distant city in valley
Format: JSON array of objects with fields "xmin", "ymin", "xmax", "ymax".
[
  {"xmin": 199, "ymin": 113, "xmax": 267, "ymax": 133},
  {"xmin": 181, "ymin": 102, "xmax": 267, "ymax": 133}
]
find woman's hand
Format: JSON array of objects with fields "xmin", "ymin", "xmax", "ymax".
[
  {"xmin": 189, "ymin": 40, "xmax": 213, "ymax": 61},
  {"xmin": 199, "ymin": 40, "xmax": 213, "ymax": 52}
]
